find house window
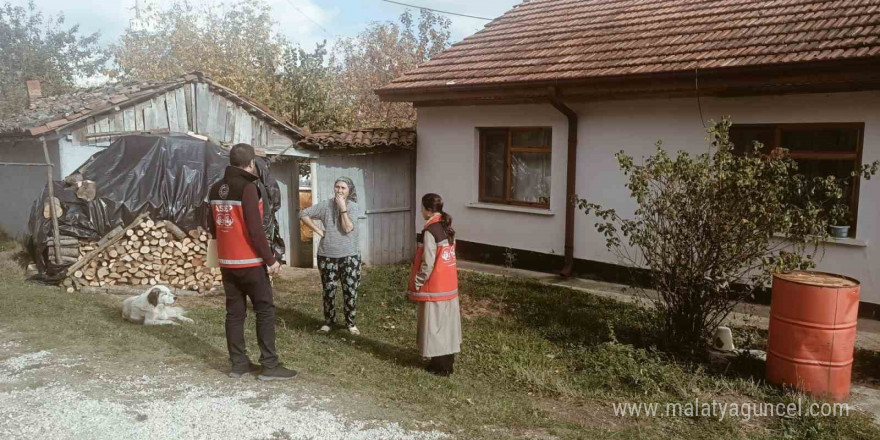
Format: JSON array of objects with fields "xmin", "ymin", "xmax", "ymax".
[
  {"xmin": 479, "ymin": 127, "xmax": 552, "ymax": 208},
  {"xmin": 730, "ymin": 123, "xmax": 864, "ymax": 236}
]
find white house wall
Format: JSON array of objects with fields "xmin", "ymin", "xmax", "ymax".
[{"xmin": 416, "ymin": 91, "xmax": 880, "ymax": 304}]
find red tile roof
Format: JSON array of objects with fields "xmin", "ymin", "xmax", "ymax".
[
  {"xmin": 298, "ymin": 128, "xmax": 416, "ymax": 152},
  {"xmin": 378, "ymin": 0, "xmax": 880, "ymax": 96}
]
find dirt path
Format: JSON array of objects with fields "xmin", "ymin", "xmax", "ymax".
[{"xmin": 0, "ymin": 333, "xmax": 446, "ymax": 440}]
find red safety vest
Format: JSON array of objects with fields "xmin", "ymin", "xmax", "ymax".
[
  {"xmin": 407, "ymin": 216, "xmax": 458, "ymax": 301},
  {"xmin": 211, "ymin": 199, "xmax": 265, "ymax": 268}
]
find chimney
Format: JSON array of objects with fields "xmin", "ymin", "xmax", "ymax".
[{"xmin": 26, "ymin": 79, "xmax": 42, "ymax": 101}]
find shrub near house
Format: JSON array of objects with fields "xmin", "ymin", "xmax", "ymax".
[{"xmin": 579, "ymin": 118, "xmax": 879, "ymax": 348}]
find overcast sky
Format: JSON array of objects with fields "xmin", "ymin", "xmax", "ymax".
[{"xmin": 24, "ymin": 0, "xmax": 522, "ymax": 51}]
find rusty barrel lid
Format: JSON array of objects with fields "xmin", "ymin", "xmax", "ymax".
[{"xmin": 772, "ymin": 270, "xmax": 860, "ymax": 288}]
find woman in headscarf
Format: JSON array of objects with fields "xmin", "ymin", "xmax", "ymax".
[
  {"xmin": 407, "ymin": 193, "xmax": 461, "ymax": 376},
  {"xmin": 300, "ymin": 177, "xmax": 363, "ymax": 335}
]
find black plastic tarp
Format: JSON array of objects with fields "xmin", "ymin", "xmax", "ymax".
[{"xmin": 28, "ymin": 135, "xmax": 285, "ymax": 278}]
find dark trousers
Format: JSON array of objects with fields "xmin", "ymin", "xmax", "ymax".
[{"xmin": 221, "ymin": 266, "xmax": 279, "ymax": 369}]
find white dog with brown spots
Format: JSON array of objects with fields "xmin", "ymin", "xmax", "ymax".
[{"xmin": 122, "ymin": 285, "xmax": 193, "ymax": 325}]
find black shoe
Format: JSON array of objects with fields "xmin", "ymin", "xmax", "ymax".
[
  {"xmin": 426, "ymin": 354, "xmax": 454, "ymax": 376},
  {"xmin": 258, "ymin": 365, "xmax": 298, "ymax": 381},
  {"xmin": 426, "ymin": 365, "xmax": 452, "ymax": 376},
  {"xmin": 228, "ymin": 362, "xmax": 261, "ymax": 378}
]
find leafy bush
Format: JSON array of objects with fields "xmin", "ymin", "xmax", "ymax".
[{"xmin": 578, "ymin": 118, "xmax": 877, "ymax": 349}]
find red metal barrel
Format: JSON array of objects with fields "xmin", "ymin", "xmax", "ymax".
[{"xmin": 766, "ymin": 271, "xmax": 860, "ymax": 401}]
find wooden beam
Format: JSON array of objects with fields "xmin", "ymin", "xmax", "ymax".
[
  {"xmin": 41, "ymin": 137, "xmax": 62, "ymax": 265},
  {"xmin": 0, "ymin": 162, "xmax": 52, "ymax": 167},
  {"xmin": 84, "ymin": 129, "xmax": 169, "ymax": 139}
]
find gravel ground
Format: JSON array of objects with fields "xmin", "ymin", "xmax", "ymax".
[{"xmin": 0, "ymin": 338, "xmax": 446, "ymax": 440}]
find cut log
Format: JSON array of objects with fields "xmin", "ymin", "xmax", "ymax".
[
  {"xmin": 97, "ymin": 226, "xmax": 124, "ymax": 247},
  {"xmin": 165, "ymin": 222, "xmax": 186, "ymax": 240},
  {"xmin": 75, "ymin": 180, "xmax": 97, "ymax": 201},
  {"xmin": 49, "ymin": 255, "xmax": 78, "ymax": 265},
  {"xmin": 56, "ymin": 247, "xmax": 80, "ymax": 258},
  {"xmin": 43, "ymin": 197, "xmax": 63, "ymax": 219},
  {"xmin": 46, "ymin": 237, "xmax": 80, "ymax": 247},
  {"xmin": 187, "ymin": 229, "xmax": 201, "ymax": 240}
]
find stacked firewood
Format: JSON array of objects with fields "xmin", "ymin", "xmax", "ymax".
[
  {"xmin": 62, "ymin": 218, "xmax": 222, "ymax": 294},
  {"xmin": 46, "ymin": 236, "xmax": 81, "ymax": 266}
]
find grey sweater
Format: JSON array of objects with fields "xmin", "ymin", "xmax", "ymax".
[{"xmin": 300, "ymin": 199, "xmax": 360, "ymax": 258}]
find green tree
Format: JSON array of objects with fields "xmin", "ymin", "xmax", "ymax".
[
  {"xmin": 112, "ymin": 0, "xmax": 344, "ymax": 132},
  {"xmin": 579, "ymin": 119, "xmax": 878, "ymax": 349},
  {"xmin": 0, "ymin": 1, "xmax": 108, "ymax": 119},
  {"xmin": 112, "ymin": 0, "xmax": 284, "ymax": 107},
  {"xmin": 276, "ymin": 42, "xmax": 344, "ymax": 131},
  {"xmin": 331, "ymin": 9, "xmax": 451, "ymax": 128}
]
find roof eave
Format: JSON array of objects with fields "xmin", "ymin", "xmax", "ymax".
[{"xmin": 376, "ymin": 58, "xmax": 880, "ymax": 105}]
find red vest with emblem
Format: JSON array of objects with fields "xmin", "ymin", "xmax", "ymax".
[
  {"xmin": 407, "ymin": 216, "xmax": 458, "ymax": 301},
  {"xmin": 211, "ymin": 192, "xmax": 265, "ymax": 269}
]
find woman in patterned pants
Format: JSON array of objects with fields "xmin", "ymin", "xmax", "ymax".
[{"xmin": 300, "ymin": 177, "xmax": 363, "ymax": 335}]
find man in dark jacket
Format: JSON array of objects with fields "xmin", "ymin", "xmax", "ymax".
[{"xmin": 208, "ymin": 143, "xmax": 296, "ymax": 380}]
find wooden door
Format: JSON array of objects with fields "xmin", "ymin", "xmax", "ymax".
[{"xmin": 315, "ymin": 150, "xmax": 415, "ymax": 265}]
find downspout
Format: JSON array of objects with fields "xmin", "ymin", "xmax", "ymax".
[{"xmin": 549, "ymin": 87, "xmax": 577, "ymax": 277}]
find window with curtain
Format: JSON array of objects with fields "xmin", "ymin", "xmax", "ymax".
[
  {"xmin": 479, "ymin": 127, "xmax": 551, "ymax": 208},
  {"xmin": 730, "ymin": 123, "xmax": 864, "ymax": 236}
]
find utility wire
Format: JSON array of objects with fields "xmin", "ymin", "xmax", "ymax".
[
  {"xmin": 282, "ymin": 0, "xmax": 330, "ymax": 34},
  {"xmin": 280, "ymin": 0, "xmax": 395, "ymax": 79},
  {"xmin": 381, "ymin": 0, "xmax": 493, "ymax": 20}
]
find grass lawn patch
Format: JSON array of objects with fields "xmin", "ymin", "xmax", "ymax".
[{"xmin": 0, "ymin": 242, "xmax": 877, "ymax": 439}]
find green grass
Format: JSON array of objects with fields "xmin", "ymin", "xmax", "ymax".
[{"xmin": 0, "ymin": 241, "xmax": 877, "ymax": 439}]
